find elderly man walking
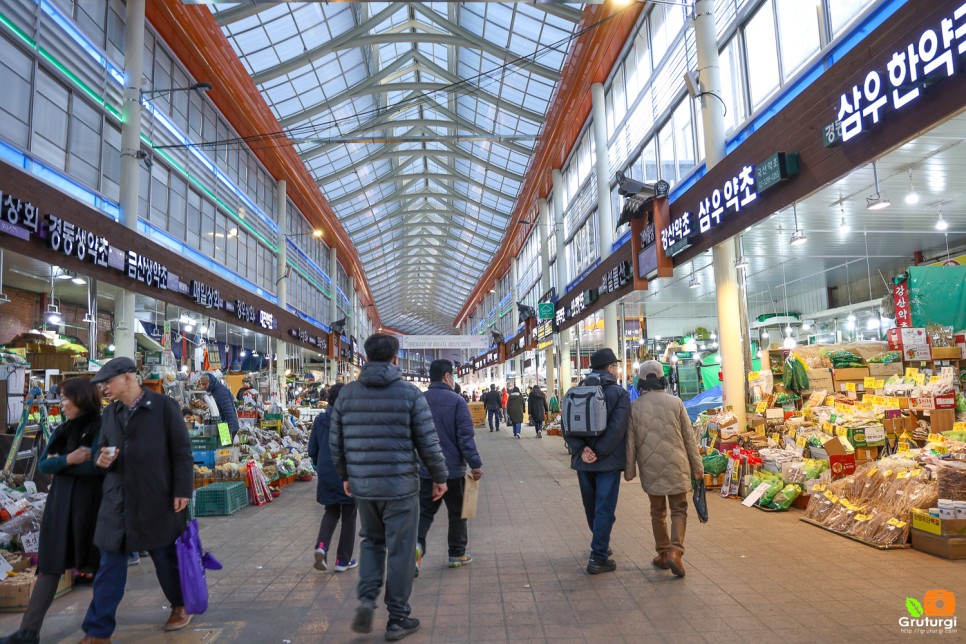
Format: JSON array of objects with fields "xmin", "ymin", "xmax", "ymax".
[{"xmin": 330, "ymin": 334, "xmax": 448, "ymax": 642}]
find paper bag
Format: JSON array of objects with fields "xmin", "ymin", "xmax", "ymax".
[{"xmin": 461, "ymin": 474, "xmax": 480, "ymax": 519}]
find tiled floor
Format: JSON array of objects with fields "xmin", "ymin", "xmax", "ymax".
[{"xmin": 3, "ymin": 424, "xmax": 962, "ymax": 643}]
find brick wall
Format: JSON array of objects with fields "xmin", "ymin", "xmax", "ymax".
[{"xmin": 0, "ymin": 286, "xmax": 114, "ymax": 348}]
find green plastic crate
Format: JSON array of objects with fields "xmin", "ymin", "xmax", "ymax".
[
  {"xmin": 191, "ymin": 436, "xmax": 220, "ymax": 450},
  {"xmin": 194, "ymin": 482, "xmax": 248, "ymax": 516}
]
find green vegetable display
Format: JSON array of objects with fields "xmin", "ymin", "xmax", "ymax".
[{"xmin": 782, "ymin": 354, "xmax": 810, "ymax": 393}]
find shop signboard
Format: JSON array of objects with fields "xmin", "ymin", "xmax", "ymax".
[
  {"xmin": 288, "ymin": 327, "xmax": 327, "ymax": 351},
  {"xmin": 754, "ymin": 152, "xmax": 800, "ymax": 193},
  {"xmin": 660, "ymin": 165, "xmax": 757, "ymax": 257},
  {"xmin": 471, "ymin": 345, "xmax": 503, "ymax": 371},
  {"xmin": 537, "ymin": 302, "xmax": 554, "ymax": 320},
  {"xmin": 599, "ymin": 261, "xmax": 632, "ymax": 296},
  {"xmin": 637, "ymin": 222, "xmax": 658, "ymax": 280},
  {"xmin": 536, "ymin": 318, "xmax": 554, "ymax": 350},
  {"xmin": 832, "ymin": 5, "xmax": 966, "ymax": 144},
  {"xmin": 191, "ymin": 280, "xmax": 223, "ymax": 309},
  {"xmin": 893, "ymin": 282, "xmax": 913, "ymax": 328}
]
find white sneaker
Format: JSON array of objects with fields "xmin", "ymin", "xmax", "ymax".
[{"xmin": 314, "ymin": 543, "xmax": 327, "ymax": 571}]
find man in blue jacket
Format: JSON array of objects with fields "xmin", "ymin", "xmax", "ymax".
[
  {"xmin": 416, "ymin": 360, "xmax": 483, "ymax": 576},
  {"xmin": 563, "ymin": 348, "xmax": 630, "ymax": 575},
  {"xmin": 199, "ymin": 372, "xmax": 239, "ymax": 436},
  {"xmin": 330, "ymin": 334, "xmax": 448, "ymax": 642}
]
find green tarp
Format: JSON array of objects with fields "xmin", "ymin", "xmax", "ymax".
[{"xmin": 908, "ymin": 266, "xmax": 966, "ymax": 330}]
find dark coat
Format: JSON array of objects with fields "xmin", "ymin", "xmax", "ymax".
[
  {"xmin": 94, "ymin": 388, "xmax": 194, "ymax": 553},
  {"xmin": 308, "ymin": 410, "xmax": 353, "ymax": 505},
  {"xmin": 330, "ymin": 362, "xmax": 448, "ymax": 501},
  {"xmin": 481, "ymin": 389, "xmax": 502, "ymax": 412},
  {"xmin": 564, "ymin": 370, "xmax": 630, "ymax": 472},
  {"xmin": 37, "ymin": 413, "xmax": 103, "ymax": 575},
  {"xmin": 419, "ymin": 382, "xmax": 482, "ymax": 479},
  {"xmin": 506, "ymin": 390, "xmax": 526, "ymax": 423},
  {"xmin": 527, "ymin": 389, "xmax": 549, "ymax": 423},
  {"xmin": 205, "ymin": 373, "xmax": 239, "ymax": 433}
]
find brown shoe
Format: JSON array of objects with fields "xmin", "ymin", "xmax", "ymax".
[
  {"xmin": 79, "ymin": 636, "xmax": 112, "ymax": 644},
  {"xmin": 652, "ymin": 553, "xmax": 670, "ymax": 569},
  {"xmin": 163, "ymin": 606, "xmax": 192, "ymax": 632},
  {"xmin": 667, "ymin": 550, "xmax": 685, "ymax": 577}
]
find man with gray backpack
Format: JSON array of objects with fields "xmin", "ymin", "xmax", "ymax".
[{"xmin": 561, "ymin": 348, "xmax": 630, "ymax": 575}]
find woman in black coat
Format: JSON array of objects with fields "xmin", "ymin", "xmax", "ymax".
[
  {"xmin": 306, "ymin": 384, "xmax": 357, "ymax": 572},
  {"xmin": 1, "ymin": 378, "xmax": 103, "ymax": 644},
  {"xmin": 527, "ymin": 385, "xmax": 549, "ymax": 438}
]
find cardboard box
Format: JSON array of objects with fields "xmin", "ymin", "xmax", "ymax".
[
  {"xmin": 832, "ymin": 367, "xmax": 870, "ymax": 381},
  {"xmin": 823, "ymin": 436, "xmax": 856, "ymax": 479},
  {"xmin": 868, "ymin": 362, "xmax": 903, "ymax": 377},
  {"xmin": 911, "ymin": 409, "xmax": 956, "ymax": 434},
  {"xmin": 931, "ymin": 346, "xmax": 963, "ymax": 360},
  {"xmin": 911, "ymin": 530, "xmax": 966, "ymax": 560},
  {"xmin": 806, "ymin": 368, "xmax": 834, "ymax": 392},
  {"xmin": 883, "ymin": 414, "xmax": 915, "ymax": 436},
  {"xmin": 854, "ymin": 446, "xmax": 879, "ymax": 462},
  {"xmin": 911, "ymin": 509, "xmax": 966, "ymax": 536},
  {"xmin": 0, "ymin": 570, "xmax": 70, "ymax": 612},
  {"xmin": 956, "ymin": 333, "xmax": 966, "ymax": 356}
]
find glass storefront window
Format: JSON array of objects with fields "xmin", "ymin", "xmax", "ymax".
[
  {"xmin": 828, "ymin": 0, "xmax": 873, "ymax": 37},
  {"xmin": 776, "ymin": 0, "xmax": 820, "ymax": 78},
  {"xmin": 719, "ymin": 37, "xmax": 745, "ymax": 134},
  {"xmin": 673, "ymin": 100, "xmax": 695, "ymax": 178},
  {"xmin": 745, "ymin": 1, "xmax": 780, "ymax": 109},
  {"xmin": 642, "ymin": 139, "xmax": 658, "ymax": 183}
]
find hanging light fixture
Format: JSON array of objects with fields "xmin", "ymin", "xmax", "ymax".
[
  {"xmin": 936, "ymin": 204, "xmax": 948, "ymax": 231},
  {"xmin": 905, "ymin": 168, "xmax": 919, "ymax": 204},
  {"xmin": 688, "ymin": 262, "xmax": 700, "ymax": 288},
  {"xmin": 839, "ymin": 203, "xmax": 850, "ymax": 234},
  {"xmin": 866, "ymin": 161, "xmax": 891, "ymax": 210},
  {"xmin": 783, "ymin": 336, "xmax": 797, "ymax": 349},
  {"xmin": 789, "ymin": 205, "xmax": 807, "ymax": 246},
  {"xmin": 70, "ymin": 274, "xmax": 86, "ymax": 285}
]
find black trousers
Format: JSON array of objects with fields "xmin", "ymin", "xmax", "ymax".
[
  {"xmin": 417, "ymin": 477, "xmax": 467, "ymax": 558},
  {"xmin": 316, "ymin": 503, "xmax": 358, "ymax": 563}
]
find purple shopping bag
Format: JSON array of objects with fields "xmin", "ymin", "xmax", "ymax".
[{"xmin": 175, "ymin": 519, "xmax": 222, "ymax": 615}]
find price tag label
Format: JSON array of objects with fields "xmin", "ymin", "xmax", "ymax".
[
  {"xmin": 788, "ymin": 427, "xmax": 797, "ymax": 438},
  {"xmin": 218, "ymin": 422, "xmax": 232, "ymax": 447},
  {"xmin": 20, "ymin": 531, "xmax": 38, "ymax": 553},
  {"xmin": 887, "ymin": 518, "xmax": 907, "ymax": 528},
  {"xmin": 823, "ymin": 422, "xmax": 834, "ymax": 434},
  {"xmin": 897, "ymin": 441, "xmax": 910, "ymax": 453},
  {"xmin": 914, "ymin": 374, "xmax": 926, "ymax": 386},
  {"xmin": 929, "ymin": 376, "xmax": 940, "ymax": 384},
  {"xmin": 755, "ymin": 401, "xmax": 767, "ymax": 414},
  {"xmin": 845, "ymin": 382, "xmax": 857, "ymax": 393},
  {"xmin": 824, "ymin": 396, "xmax": 836, "ymax": 406},
  {"xmin": 864, "ymin": 377, "xmax": 876, "ymax": 388},
  {"xmin": 927, "ymin": 433, "xmax": 945, "ymax": 443},
  {"xmin": 941, "ymin": 366, "xmax": 955, "ymax": 380},
  {"xmin": 811, "ymin": 483, "xmax": 827, "ymax": 492},
  {"xmin": 905, "ymin": 367, "xmax": 919, "ymax": 378},
  {"xmin": 954, "ymin": 422, "xmax": 966, "ymax": 432},
  {"xmin": 875, "ymin": 380, "xmax": 884, "ymax": 389},
  {"xmin": 888, "ymin": 397, "xmax": 901, "ymax": 408},
  {"xmin": 796, "ymin": 435, "xmax": 807, "ymax": 448},
  {"xmin": 867, "ymin": 467, "xmax": 878, "ymax": 478},
  {"xmin": 771, "ymin": 432, "xmax": 781, "ymax": 444},
  {"xmin": 755, "ymin": 425, "xmax": 766, "ymax": 436},
  {"xmin": 836, "ymin": 427, "xmax": 848, "ymax": 438},
  {"xmin": 855, "ymin": 513, "xmax": 872, "ymax": 522},
  {"xmin": 748, "ymin": 371, "xmax": 760, "ymax": 382}
]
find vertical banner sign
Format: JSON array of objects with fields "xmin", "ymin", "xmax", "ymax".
[
  {"xmin": 893, "ymin": 283, "xmax": 912, "ymax": 328},
  {"xmin": 162, "ymin": 321, "xmax": 171, "ymax": 348}
]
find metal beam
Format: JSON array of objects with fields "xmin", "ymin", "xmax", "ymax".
[
  {"xmin": 534, "ymin": 2, "xmax": 584, "ymax": 23},
  {"xmin": 250, "ymin": 2, "xmax": 404, "ymax": 86},
  {"xmin": 213, "ymin": 3, "xmax": 270, "ymax": 27}
]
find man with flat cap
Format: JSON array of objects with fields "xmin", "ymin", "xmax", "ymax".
[
  {"xmin": 79, "ymin": 357, "xmax": 194, "ymax": 643},
  {"xmin": 563, "ymin": 348, "xmax": 630, "ymax": 575}
]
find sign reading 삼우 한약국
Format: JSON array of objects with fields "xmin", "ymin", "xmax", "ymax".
[{"xmin": 398, "ymin": 335, "xmax": 490, "ymax": 350}]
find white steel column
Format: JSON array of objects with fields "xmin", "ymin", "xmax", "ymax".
[
  {"xmin": 538, "ymin": 197, "xmax": 555, "ymax": 396},
  {"xmin": 551, "ymin": 169, "xmax": 572, "ymax": 394},
  {"xmin": 591, "ymin": 83, "xmax": 619, "ymax": 353},
  {"xmin": 114, "ymin": 0, "xmax": 145, "ymax": 360},
  {"xmin": 694, "ymin": 0, "xmax": 747, "ymax": 427},
  {"xmin": 510, "ymin": 258, "xmax": 519, "ymax": 386},
  {"xmin": 329, "ymin": 247, "xmax": 339, "ymax": 384},
  {"xmin": 275, "ymin": 180, "xmax": 288, "ymax": 405}
]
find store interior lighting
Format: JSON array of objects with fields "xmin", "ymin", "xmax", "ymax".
[
  {"xmin": 789, "ymin": 205, "xmax": 806, "ymax": 246},
  {"xmin": 936, "ymin": 205, "xmax": 948, "ymax": 231},
  {"xmin": 54, "ymin": 267, "xmax": 71, "ymax": 280},
  {"xmin": 905, "ymin": 169, "xmax": 919, "ymax": 204},
  {"xmin": 45, "ymin": 304, "xmax": 61, "ymax": 325},
  {"xmin": 783, "ymin": 336, "xmax": 797, "ymax": 349},
  {"xmin": 183, "ymin": 324, "xmax": 194, "ymax": 333},
  {"xmin": 688, "ymin": 262, "xmax": 700, "ymax": 288},
  {"xmin": 70, "ymin": 274, "xmax": 86, "ymax": 285},
  {"xmin": 838, "ymin": 203, "xmax": 850, "ymax": 234},
  {"xmin": 865, "ymin": 161, "xmax": 891, "ymax": 210}
]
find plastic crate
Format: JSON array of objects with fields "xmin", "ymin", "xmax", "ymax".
[
  {"xmin": 192, "ymin": 450, "xmax": 215, "ymax": 467},
  {"xmin": 194, "ymin": 482, "xmax": 248, "ymax": 516},
  {"xmin": 191, "ymin": 436, "xmax": 220, "ymax": 450}
]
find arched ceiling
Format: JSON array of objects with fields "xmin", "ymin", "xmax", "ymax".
[{"xmin": 210, "ymin": 2, "xmax": 584, "ymax": 334}]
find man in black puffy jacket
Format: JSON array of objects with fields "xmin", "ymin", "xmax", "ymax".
[
  {"xmin": 330, "ymin": 334, "xmax": 448, "ymax": 642},
  {"xmin": 199, "ymin": 372, "xmax": 239, "ymax": 436}
]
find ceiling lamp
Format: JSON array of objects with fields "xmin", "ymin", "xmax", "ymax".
[
  {"xmin": 199, "ymin": 325, "xmax": 209, "ymax": 335},
  {"xmin": 108, "ymin": 344, "xmax": 115, "ymax": 352},
  {"xmin": 45, "ymin": 304, "xmax": 61, "ymax": 325},
  {"xmin": 838, "ymin": 204, "xmax": 850, "ymax": 234},
  {"xmin": 936, "ymin": 205, "xmax": 948, "ymax": 231},
  {"xmin": 789, "ymin": 205, "xmax": 807, "ymax": 246},
  {"xmin": 847, "ymin": 313, "xmax": 856, "ymax": 322},
  {"xmin": 802, "ymin": 322, "xmax": 811, "ymax": 330},
  {"xmin": 71, "ymin": 274, "xmax": 86, "ymax": 285},
  {"xmin": 761, "ymin": 330, "xmax": 770, "ymax": 339},
  {"xmin": 782, "ymin": 336, "xmax": 797, "ymax": 349},
  {"xmin": 905, "ymin": 169, "xmax": 919, "ymax": 204},
  {"xmin": 865, "ymin": 161, "xmax": 891, "ymax": 210},
  {"xmin": 183, "ymin": 324, "xmax": 194, "ymax": 333},
  {"xmin": 54, "ymin": 266, "xmax": 71, "ymax": 280}
]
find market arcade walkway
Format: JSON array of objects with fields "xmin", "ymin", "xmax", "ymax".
[{"xmin": 4, "ymin": 427, "xmax": 960, "ymax": 643}]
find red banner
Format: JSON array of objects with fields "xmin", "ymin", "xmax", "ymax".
[{"xmin": 893, "ymin": 283, "xmax": 912, "ymax": 328}]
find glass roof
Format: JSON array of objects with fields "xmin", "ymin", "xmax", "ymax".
[{"xmin": 212, "ymin": 1, "xmax": 582, "ymax": 334}]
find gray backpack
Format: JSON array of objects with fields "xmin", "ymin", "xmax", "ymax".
[{"xmin": 561, "ymin": 376, "xmax": 608, "ymax": 437}]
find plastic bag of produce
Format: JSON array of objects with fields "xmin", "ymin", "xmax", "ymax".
[
  {"xmin": 759, "ymin": 478, "xmax": 785, "ymax": 506},
  {"xmin": 828, "ymin": 350, "xmax": 864, "ymax": 368},
  {"xmin": 771, "ymin": 484, "xmax": 802, "ymax": 509},
  {"xmin": 867, "ymin": 351, "xmax": 901, "ymax": 364},
  {"xmin": 702, "ymin": 450, "xmax": 728, "ymax": 476}
]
